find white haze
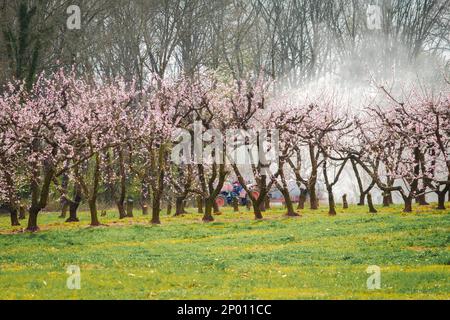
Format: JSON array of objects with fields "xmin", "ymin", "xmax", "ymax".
[{"xmin": 270, "ymin": 33, "xmax": 450, "ymax": 205}]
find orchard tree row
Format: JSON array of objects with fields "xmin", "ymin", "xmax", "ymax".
[{"xmin": 0, "ymin": 69, "xmax": 449, "ymax": 232}]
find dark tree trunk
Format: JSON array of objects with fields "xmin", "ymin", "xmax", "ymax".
[
  {"xmin": 298, "ymin": 193, "xmax": 306, "ymax": 210},
  {"xmin": 26, "ymin": 206, "xmax": 40, "ymax": 232},
  {"xmin": 126, "ymin": 198, "xmax": 134, "ymax": 217},
  {"xmin": 351, "ymin": 159, "xmax": 366, "ymax": 207},
  {"xmin": 253, "ymin": 202, "xmax": 263, "ymax": 220},
  {"xmin": 175, "ymin": 196, "xmax": 187, "ymax": 216},
  {"xmin": 283, "ymin": 192, "xmax": 299, "ymax": 217},
  {"xmin": 388, "ymin": 193, "xmax": 394, "ymax": 205},
  {"xmin": 203, "ymin": 198, "xmax": 214, "ymax": 222},
  {"xmin": 213, "ymin": 200, "xmax": 221, "ymax": 214},
  {"xmin": 328, "ymin": 190, "xmax": 336, "ymax": 216},
  {"xmin": 19, "ymin": 205, "xmax": 26, "ymax": 220},
  {"xmin": 140, "ymin": 181, "xmax": 149, "ymax": 216},
  {"xmin": 151, "ymin": 194, "xmax": 161, "ymax": 224},
  {"xmin": 166, "ymin": 200, "xmax": 172, "ymax": 216},
  {"xmin": 342, "ymin": 194, "xmax": 349, "ymax": 209},
  {"xmin": 88, "ymin": 199, "xmax": 100, "ymax": 227},
  {"xmin": 403, "ymin": 197, "xmax": 413, "ymax": 213},
  {"xmin": 59, "ymin": 201, "xmax": 69, "ymax": 219},
  {"xmin": 117, "ymin": 149, "xmax": 127, "ymax": 219},
  {"xmin": 358, "ymin": 194, "xmax": 365, "ymax": 206},
  {"xmin": 259, "ymin": 199, "xmax": 266, "ymax": 212},
  {"xmin": 367, "ymin": 193, "xmax": 377, "ymax": 213},
  {"xmin": 246, "ymin": 199, "xmax": 252, "ymax": 210},
  {"xmin": 197, "ymin": 196, "xmax": 204, "ymax": 214},
  {"xmin": 117, "ymin": 201, "xmax": 127, "ymax": 219},
  {"xmin": 382, "ymin": 193, "xmax": 390, "ymax": 207},
  {"xmin": 66, "ymin": 190, "xmax": 81, "ymax": 223},
  {"xmin": 66, "ymin": 202, "xmax": 80, "ymax": 223},
  {"xmin": 59, "ymin": 167, "xmax": 70, "ymax": 218},
  {"xmin": 25, "ymin": 141, "xmax": 55, "ymax": 232},
  {"xmin": 276, "ymin": 175, "xmax": 300, "ymax": 217},
  {"xmin": 151, "ymin": 147, "xmax": 165, "ymax": 224},
  {"xmin": 265, "ymin": 196, "xmax": 271, "ymax": 210},
  {"xmin": 308, "ymin": 145, "xmax": 319, "ymax": 210},
  {"xmin": 9, "ymin": 207, "xmax": 20, "ymax": 226},
  {"xmin": 309, "ymin": 186, "xmax": 319, "ymax": 210},
  {"xmin": 415, "ymin": 193, "xmax": 429, "ymax": 206},
  {"xmin": 85, "ymin": 154, "xmax": 101, "ymax": 226},
  {"xmin": 437, "ymin": 192, "xmax": 446, "ymax": 210}
]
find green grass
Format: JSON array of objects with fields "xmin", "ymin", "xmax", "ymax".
[{"xmin": 0, "ymin": 203, "xmax": 449, "ymax": 300}]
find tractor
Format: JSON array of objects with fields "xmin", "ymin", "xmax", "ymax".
[{"xmin": 215, "ymin": 181, "xmax": 260, "ymax": 208}]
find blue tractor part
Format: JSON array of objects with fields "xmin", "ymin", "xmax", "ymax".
[{"xmin": 217, "ymin": 182, "xmax": 251, "ymax": 207}]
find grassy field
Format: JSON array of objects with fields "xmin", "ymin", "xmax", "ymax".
[{"xmin": 0, "ymin": 203, "xmax": 449, "ymax": 300}]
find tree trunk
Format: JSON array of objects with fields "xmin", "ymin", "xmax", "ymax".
[
  {"xmin": 151, "ymin": 194, "xmax": 161, "ymax": 224},
  {"xmin": 259, "ymin": 199, "xmax": 266, "ymax": 212},
  {"xmin": 151, "ymin": 147, "xmax": 165, "ymax": 224},
  {"xmin": 19, "ymin": 205, "xmax": 26, "ymax": 220},
  {"xmin": 328, "ymin": 190, "xmax": 336, "ymax": 216},
  {"xmin": 126, "ymin": 198, "xmax": 134, "ymax": 217},
  {"xmin": 265, "ymin": 196, "xmax": 271, "ymax": 210},
  {"xmin": 253, "ymin": 205, "xmax": 264, "ymax": 220},
  {"xmin": 308, "ymin": 145, "xmax": 319, "ymax": 210},
  {"xmin": 59, "ymin": 168, "xmax": 70, "ymax": 218},
  {"xmin": 9, "ymin": 207, "xmax": 20, "ymax": 226},
  {"xmin": 367, "ymin": 193, "xmax": 377, "ymax": 213},
  {"xmin": 437, "ymin": 192, "xmax": 446, "ymax": 210},
  {"xmin": 342, "ymin": 194, "xmax": 349, "ymax": 209},
  {"xmin": 284, "ymin": 192, "xmax": 300, "ymax": 217},
  {"xmin": 175, "ymin": 196, "xmax": 186, "ymax": 216},
  {"xmin": 140, "ymin": 181, "xmax": 149, "ymax": 216},
  {"xmin": 403, "ymin": 197, "xmax": 413, "ymax": 213},
  {"xmin": 117, "ymin": 201, "xmax": 127, "ymax": 219},
  {"xmin": 351, "ymin": 159, "xmax": 366, "ymax": 207},
  {"xmin": 117, "ymin": 149, "xmax": 127, "ymax": 219},
  {"xmin": 66, "ymin": 191, "xmax": 81, "ymax": 223},
  {"xmin": 66, "ymin": 202, "xmax": 80, "ymax": 223},
  {"xmin": 298, "ymin": 192, "xmax": 306, "ymax": 210},
  {"xmin": 388, "ymin": 193, "xmax": 394, "ymax": 205},
  {"xmin": 88, "ymin": 199, "xmax": 100, "ymax": 227},
  {"xmin": 382, "ymin": 193, "xmax": 390, "ymax": 207},
  {"xmin": 26, "ymin": 206, "xmax": 40, "ymax": 232},
  {"xmin": 197, "ymin": 196, "xmax": 204, "ymax": 214},
  {"xmin": 415, "ymin": 193, "xmax": 429, "ymax": 206},
  {"xmin": 65, "ymin": 182, "xmax": 82, "ymax": 222},
  {"xmin": 253, "ymin": 202, "xmax": 264, "ymax": 220},
  {"xmin": 86, "ymin": 153, "xmax": 101, "ymax": 227},
  {"xmin": 59, "ymin": 201, "xmax": 69, "ymax": 219},
  {"xmin": 309, "ymin": 186, "xmax": 319, "ymax": 210},
  {"xmin": 213, "ymin": 200, "xmax": 221, "ymax": 215},
  {"xmin": 358, "ymin": 194, "xmax": 365, "ymax": 206},
  {"xmin": 166, "ymin": 201, "xmax": 172, "ymax": 216},
  {"xmin": 203, "ymin": 198, "xmax": 214, "ymax": 222}
]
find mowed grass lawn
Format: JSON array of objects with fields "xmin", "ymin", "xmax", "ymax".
[{"xmin": 0, "ymin": 204, "xmax": 449, "ymax": 300}]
